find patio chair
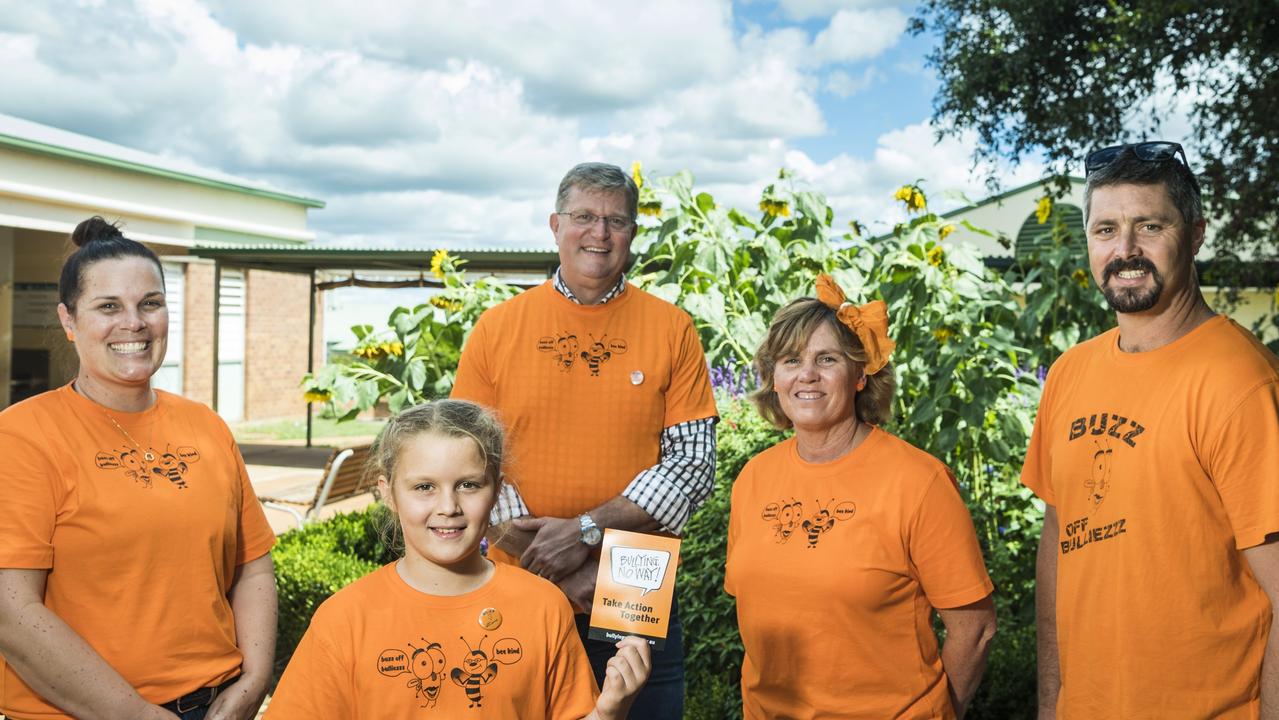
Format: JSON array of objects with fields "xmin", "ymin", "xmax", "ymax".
[{"xmin": 258, "ymin": 443, "xmax": 374, "ymax": 528}]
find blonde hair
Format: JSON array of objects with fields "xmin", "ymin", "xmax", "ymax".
[
  {"xmin": 748, "ymin": 297, "xmax": 896, "ymax": 428},
  {"xmin": 366, "ymin": 400, "xmax": 506, "ymax": 552}
]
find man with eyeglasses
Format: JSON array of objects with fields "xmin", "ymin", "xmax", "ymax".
[
  {"xmin": 452, "ymin": 162, "xmax": 718, "ymax": 717},
  {"xmin": 1022, "ymin": 142, "xmax": 1279, "ymax": 718}
]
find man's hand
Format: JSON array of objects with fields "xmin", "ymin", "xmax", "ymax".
[
  {"xmin": 557, "ymin": 562, "xmax": 598, "ymax": 613},
  {"xmin": 514, "ymin": 516, "xmax": 590, "ymax": 583}
]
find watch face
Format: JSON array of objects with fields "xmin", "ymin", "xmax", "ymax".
[{"xmin": 582, "ymin": 526, "xmax": 603, "ymax": 546}]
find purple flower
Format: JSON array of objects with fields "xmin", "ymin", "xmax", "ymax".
[{"xmin": 708, "ymin": 360, "xmax": 758, "ymax": 399}]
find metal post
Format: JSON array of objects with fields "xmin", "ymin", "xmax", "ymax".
[{"xmin": 306, "ymin": 269, "xmax": 316, "ymax": 448}]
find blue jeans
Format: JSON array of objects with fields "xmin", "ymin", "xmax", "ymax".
[
  {"xmin": 575, "ymin": 597, "xmax": 684, "ymax": 719},
  {"xmin": 162, "ymin": 677, "xmax": 238, "ymax": 720},
  {"xmin": 173, "ymin": 706, "xmax": 209, "ymax": 720}
]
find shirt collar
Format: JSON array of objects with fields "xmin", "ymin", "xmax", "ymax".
[{"xmin": 552, "ymin": 268, "xmax": 627, "ymax": 305}]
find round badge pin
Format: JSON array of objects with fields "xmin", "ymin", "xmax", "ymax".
[
  {"xmin": 479, "ymin": 607, "xmax": 502, "ymax": 631},
  {"xmin": 630, "ymin": 370, "xmax": 644, "ymax": 385}
]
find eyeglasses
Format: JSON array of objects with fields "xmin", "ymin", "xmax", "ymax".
[
  {"xmin": 1084, "ymin": 141, "xmax": 1193, "ymax": 177},
  {"xmin": 556, "ymin": 211, "xmax": 634, "ymax": 232}
]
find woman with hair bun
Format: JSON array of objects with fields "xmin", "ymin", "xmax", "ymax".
[
  {"xmin": 0, "ymin": 217, "xmax": 278, "ymax": 720},
  {"xmin": 725, "ymin": 274, "xmax": 997, "ymax": 719}
]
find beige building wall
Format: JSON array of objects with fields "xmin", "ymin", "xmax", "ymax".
[
  {"xmin": 1207, "ymin": 287, "xmax": 1279, "ymax": 344},
  {"xmin": 0, "ymin": 146, "xmax": 314, "ymax": 244}
]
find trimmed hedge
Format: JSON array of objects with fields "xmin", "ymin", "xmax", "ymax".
[{"xmin": 271, "ymin": 508, "xmax": 393, "ymax": 676}]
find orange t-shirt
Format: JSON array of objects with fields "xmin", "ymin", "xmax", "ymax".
[
  {"xmin": 451, "ymin": 282, "xmax": 717, "ymax": 562},
  {"xmin": 1022, "ymin": 316, "xmax": 1279, "ymax": 719},
  {"xmin": 0, "ymin": 385, "xmax": 276, "ymax": 719},
  {"xmin": 725, "ymin": 429, "xmax": 993, "ymax": 720},
  {"xmin": 266, "ymin": 562, "xmax": 598, "ymax": 719}
]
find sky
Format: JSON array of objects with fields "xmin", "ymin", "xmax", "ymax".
[
  {"xmin": 0, "ymin": 0, "xmax": 1057, "ymax": 344},
  {"xmin": 0, "ymin": 0, "xmax": 1055, "ymax": 246}
]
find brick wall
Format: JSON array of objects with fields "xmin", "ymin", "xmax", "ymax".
[
  {"xmin": 244, "ymin": 268, "xmax": 315, "ymax": 421},
  {"xmin": 182, "ymin": 262, "xmax": 215, "ymax": 407}
]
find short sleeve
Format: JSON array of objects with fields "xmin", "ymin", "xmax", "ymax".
[
  {"xmin": 662, "ymin": 314, "xmax": 718, "ymax": 428},
  {"xmin": 1208, "ymin": 379, "xmax": 1279, "ymax": 550},
  {"xmin": 264, "ymin": 604, "xmax": 356, "ymax": 719},
  {"xmin": 451, "ymin": 312, "xmax": 498, "ymax": 409},
  {"xmin": 724, "ymin": 464, "xmax": 747, "ymax": 597},
  {"xmin": 544, "ymin": 596, "xmax": 599, "ymax": 719},
  {"xmin": 233, "ymin": 439, "xmax": 277, "ymax": 564},
  {"xmin": 1020, "ymin": 366, "xmax": 1059, "ymax": 506},
  {"xmin": 0, "ymin": 431, "xmax": 62, "ymax": 569},
  {"xmin": 907, "ymin": 471, "xmax": 994, "ymax": 609}
]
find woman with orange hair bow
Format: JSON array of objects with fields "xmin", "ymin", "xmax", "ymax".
[{"xmin": 724, "ymin": 274, "xmax": 997, "ymax": 719}]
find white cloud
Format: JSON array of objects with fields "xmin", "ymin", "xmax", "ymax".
[
  {"xmin": 313, "ymin": 190, "xmax": 551, "ymax": 248},
  {"xmin": 825, "ymin": 66, "xmax": 880, "ymax": 97},
  {"xmin": 201, "ymin": 0, "xmax": 740, "ymax": 114},
  {"xmin": 811, "ymin": 7, "xmax": 908, "ymax": 63},
  {"xmin": 777, "ymin": 0, "xmax": 909, "ymax": 21},
  {"xmin": 781, "ymin": 121, "xmax": 1047, "ymax": 235},
  {"xmin": 0, "ymin": 0, "xmax": 1040, "ymax": 257}
]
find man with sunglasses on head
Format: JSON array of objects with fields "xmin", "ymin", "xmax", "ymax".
[
  {"xmin": 1022, "ymin": 141, "xmax": 1279, "ymax": 718},
  {"xmin": 451, "ymin": 162, "xmax": 718, "ymax": 718}
]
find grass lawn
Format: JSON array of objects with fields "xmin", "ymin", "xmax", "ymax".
[{"xmin": 234, "ymin": 415, "xmax": 386, "ymax": 443}]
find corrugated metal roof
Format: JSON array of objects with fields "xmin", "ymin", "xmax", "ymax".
[{"xmin": 190, "ymin": 243, "xmax": 558, "ymax": 274}]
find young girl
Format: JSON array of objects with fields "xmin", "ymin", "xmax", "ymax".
[{"xmin": 266, "ymin": 400, "xmax": 650, "ymax": 719}]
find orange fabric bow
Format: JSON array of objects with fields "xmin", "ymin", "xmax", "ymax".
[{"xmin": 815, "ymin": 273, "xmax": 895, "ymax": 375}]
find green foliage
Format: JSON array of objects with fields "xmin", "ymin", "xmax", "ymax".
[
  {"xmin": 910, "ymin": 0, "xmax": 1279, "ymax": 271},
  {"xmin": 680, "ymin": 400, "xmax": 786, "ymax": 720},
  {"xmin": 632, "ymin": 169, "xmax": 841, "ymax": 367},
  {"xmin": 1006, "ymin": 206, "xmax": 1114, "ymax": 369},
  {"xmin": 271, "ymin": 508, "xmax": 393, "ymax": 676},
  {"xmin": 300, "ymin": 252, "xmax": 519, "ymax": 417}
]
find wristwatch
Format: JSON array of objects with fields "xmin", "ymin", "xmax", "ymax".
[{"xmin": 578, "ymin": 513, "xmax": 603, "ymax": 547}]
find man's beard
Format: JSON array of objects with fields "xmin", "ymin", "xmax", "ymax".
[{"xmin": 1100, "ymin": 257, "xmax": 1165, "ymax": 313}]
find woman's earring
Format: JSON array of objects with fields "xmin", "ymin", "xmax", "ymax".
[
  {"xmin": 856, "ymin": 377, "xmax": 867, "ymax": 391},
  {"xmin": 65, "ymin": 330, "xmax": 75, "ymax": 342}
]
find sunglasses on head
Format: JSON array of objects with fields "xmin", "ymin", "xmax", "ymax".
[{"xmin": 1084, "ymin": 141, "xmax": 1193, "ymax": 176}]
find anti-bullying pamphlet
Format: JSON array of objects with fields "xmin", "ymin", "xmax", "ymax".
[{"xmin": 587, "ymin": 529, "xmax": 681, "ymax": 649}]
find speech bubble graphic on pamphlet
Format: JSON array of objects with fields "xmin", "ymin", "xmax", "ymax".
[{"xmin": 610, "ymin": 546, "xmax": 671, "ymax": 596}]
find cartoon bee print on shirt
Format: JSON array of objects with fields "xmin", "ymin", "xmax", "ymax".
[
  {"xmin": 802, "ymin": 502, "xmax": 836, "ymax": 548},
  {"xmin": 580, "ymin": 334, "xmax": 613, "ymax": 376},
  {"xmin": 406, "ymin": 639, "xmax": 447, "ymax": 708},
  {"xmin": 799, "ymin": 499, "xmax": 857, "ymax": 548},
  {"xmin": 536, "ymin": 332, "xmax": 579, "ymax": 372},
  {"xmin": 117, "ymin": 448, "xmax": 149, "ymax": 487},
  {"xmin": 151, "ymin": 450, "xmax": 190, "ymax": 489},
  {"xmin": 1084, "ymin": 438, "xmax": 1114, "ymax": 514},
  {"xmin": 95, "ymin": 445, "xmax": 199, "ymax": 490},
  {"xmin": 451, "ymin": 635, "xmax": 499, "ymax": 708},
  {"xmin": 761, "ymin": 499, "xmax": 805, "ymax": 543}
]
